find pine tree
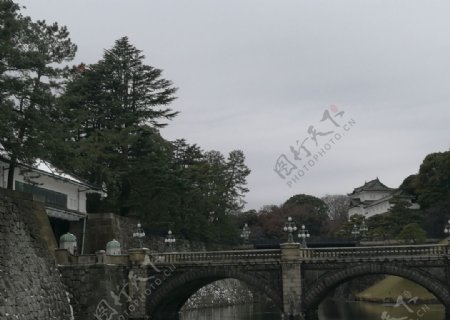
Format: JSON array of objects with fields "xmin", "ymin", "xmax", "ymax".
[{"xmin": 0, "ymin": 1, "xmax": 76, "ymax": 188}]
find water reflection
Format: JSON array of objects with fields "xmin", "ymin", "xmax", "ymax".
[
  {"xmin": 319, "ymin": 299, "xmax": 444, "ymax": 320},
  {"xmin": 181, "ymin": 303, "xmax": 280, "ymax": 320},
  {"xmin": 181, "ymin": 300, "xmax": 444, "ymax": 320}
]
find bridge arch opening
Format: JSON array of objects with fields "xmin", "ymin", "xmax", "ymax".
[
  {"xmin": 147, "ymin": 268, "xmax": 282, "ymax": 320},
  {"xmin": 180, "ymin": 279, "xmax": 278, "ymax": 318},
  {"xmin": 303, "ymin": 263, "xmax": 449, "ymax": 319}
]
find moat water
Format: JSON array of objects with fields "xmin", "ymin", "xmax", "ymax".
[{"xmin": 181, "ymin": 299, "xmax": 444, "ymax": 319}]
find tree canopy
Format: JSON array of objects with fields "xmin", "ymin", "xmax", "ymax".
[
  {"xmin": 400, "ymin": 150, "xmax": 450, "ymax": 208},
  {"xmin": 398, "ymin": 223, "xmax": 426, "ymax": 244},
  {"xmin": 284, "ymin": 194, "xmax": 328, "ymax": 216},
  {"xmin": 0, "ymin": 0, "xmax": 76, "ymax": 188},
  {"xmin": 399, "ymin": 150, "xmax": 450, "ymax": 238}
]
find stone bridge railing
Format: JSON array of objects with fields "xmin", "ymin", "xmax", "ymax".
[
  {"xmin": 156, "ymin": 249, "xmax": 282, "ymax": 265},
  {"xmin": 55, "ymin": 248, "xmax": 282, "ymax": 266},
  {"xmin": 55, "ymin": 244, "xmax": 450, "ymax": 266},
  {"xmin": 157, "ymin": 244, "xmax": 450, "ymax": 265},
  {"xmin": 301, "ymin": 244, "xmax": 450, "ymax": 262}
]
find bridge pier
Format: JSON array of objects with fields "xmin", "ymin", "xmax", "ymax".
[
  {"xmin": 281, "ymin": 243, "xmax": 305, "ymax": 320},
  {"xmin": 128, "ymin": 248, "xmax": 153, "ymax": 319}
]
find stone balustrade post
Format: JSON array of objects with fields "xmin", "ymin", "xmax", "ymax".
[
  {"xmin": 96, "ymin": 250, "xmax": 106, "ymax": 264},
  {"xmin": 127, "ymin": 248, "xmax": 150, "ymax": 319},
  {"xmin": 128, "ymin": 248, "xmax": 148, "ymax": 265}
]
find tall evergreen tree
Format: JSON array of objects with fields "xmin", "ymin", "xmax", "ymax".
[{"xmin": 59, "ymin": 37, "xmax": 177, "ymax": 214}]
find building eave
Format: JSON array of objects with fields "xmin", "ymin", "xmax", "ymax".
[
  {"xmin": 0, "ymin": 155, "xmax": 103, "ymax": 193},
  {"xmin": 46, "ymin": 206, "xmax": 87, "ymax": 221}
]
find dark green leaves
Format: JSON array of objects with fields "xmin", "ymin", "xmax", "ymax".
[{"xmin": 0, "ymin": 1, "xmax": 77, "ymax": 188}]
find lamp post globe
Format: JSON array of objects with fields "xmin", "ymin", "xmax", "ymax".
[
  {"xmin": 132, "ymin": 222, "xmax": 145, "ymax": 248},
  {"xmin": 240, "ymin": 223, "xmax": 251, "ymax": 245},
  {"xmin": 351, "ymin": 224, "xmax": 360, "ymax": 239},
  {"xmin": 298, "ymin": 224, "xmax": 310, "ymax": 248},
  {"xmin": 283, "ymin": 216, "xmax": 297, "ymax": 243},
  {"xmin": 444, "ymin": 219, "xmax": 450, "ymax": 244},
  {"xmin": 359, "ymin": 219, "xmax": 368, "ymax": 239},
  {"xmin": 165, "ymin": 230, "xmax": 176, "ymax": 252}
]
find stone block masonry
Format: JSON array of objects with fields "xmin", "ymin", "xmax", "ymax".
[
  {"xmin": 0, "ymin": 189, "xmax": 72, "ymax": 320},
  {"xmin": 59, "ymin": 264, "xmax": 129, "ymax": 320}
]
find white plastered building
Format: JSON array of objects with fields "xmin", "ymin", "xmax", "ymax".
[{"xmin": 348, "ymin": 178, "xmax": 420, "ymax": 218}]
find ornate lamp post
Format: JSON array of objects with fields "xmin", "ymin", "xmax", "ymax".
[
  {"xmin": 283, "ymin": 217, "xmax": 297, "ymax": 243},
  {"xmin": 360, "ymin": 219, "xmax": 368, "ymax": 239},
  {"xmin": 298, "ymin": 224, "xmax": 310, "ymax": 248},
  {"xmin": 240, "ymin": 223, "xmax": 251, "ymax": 245},
  {"xmin": 132, "ymin": 222, "xmax": 145, "ymax": 248},
  {"xmin": 351, "ymin": 220, "xmax": 369, "ymax": 243},
  {"xmin": 351, "ymin": 224, "xmax": 360, "ymax": 239},
  {"xmin": 165, "ymin": 230, "xmax": 176, "ymax": 252},
  {"xmin": 444, "ymin": 219, "xmax": 450, "ymax": 244}
]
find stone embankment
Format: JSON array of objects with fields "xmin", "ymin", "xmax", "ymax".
[{"xmin": 0, "ymin": 189, "xmax": 72, "ymax": 319}]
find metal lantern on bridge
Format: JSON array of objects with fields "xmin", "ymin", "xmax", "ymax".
[
  {"xmin": 60, "ymin": 232, "xmax": 77, "ymax": 255},
  {"xmin": 444, "ymin": 219, "xmax": 450, "ymax": 243},
  {"xmin": 165, "ymin": 230, "xmax": 176, "ymax": 252},
  {"xmin": 106, "ymin": 239, "xmax": 121, "ymax": 255},
  {"xmin": 298, "ymin": 224, "xmax": 310, "ymax": 248},
  {"xmin": 283, "ymin": 217, "xmax": 297, "ymax": 243},
  {"xmin": 360, "ymin": 219, "xmax": 368, "ymax": 238},
  {"xmin": 240, "ymin": 223, "xmax": 251, "ymax": 244},
  {"xmin": 351, "ymin": 224, "xmax": 360, "ymax": 239},
  {"xmin": 133, "ymin": 222, "xmax": 146, "ymax": 248}
]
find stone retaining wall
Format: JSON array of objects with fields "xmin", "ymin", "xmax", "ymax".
[
  {"xmin": 0, "ymin": 189, "xmax": 72, "ymax": 320},
  {"xmin": 59, "ymin": 264, "xmax": 128, "ymax": 320}
]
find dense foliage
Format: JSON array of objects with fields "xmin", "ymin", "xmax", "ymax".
[
  {"xmin": 231, "ymin": 194, "xmax": 333, "ymax": 243},
  {"xmin": 0, "ymin": 0, "xmax": 76, "ymax": 187},
  {"xmin": 400, "ymin": 151, "xmax": 450, "ymax": 209},
  {"xmin": 399, "ymin": 150, "xmax": 450, "ymax": 238},
  {"xmin": 398, "ymin": 223, "xmax": 426, "ymax": 244}
]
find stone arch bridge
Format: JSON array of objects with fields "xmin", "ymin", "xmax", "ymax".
[{"xmin": 56, "ymin": 243, "xmax": 450, "ymax": 320}]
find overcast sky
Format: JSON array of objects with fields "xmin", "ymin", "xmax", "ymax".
[{"xmin": 17, "ymin": 0, "xmax": 450, "ymax": 210}]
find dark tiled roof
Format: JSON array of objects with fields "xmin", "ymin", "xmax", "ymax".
[{"xmin": 349, "ymin": 178, "xmax": 394, "ymax": 195}]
